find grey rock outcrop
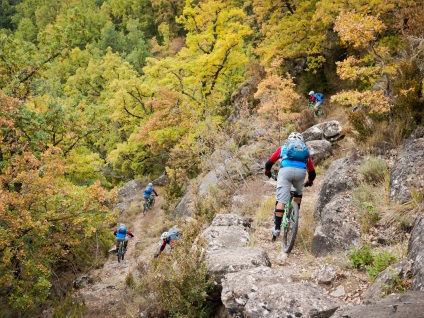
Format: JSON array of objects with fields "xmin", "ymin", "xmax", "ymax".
[
  {"xmin": 113, "ymin": 179, "xmax": 144, "ymax": 214},
  {"xmin": 221, "ymin": 266, "xmax": 292, "ymax": 315},
  {"xmin": 312, "ymin": 193, "xmax": 361, "ymax": 256},
  {"xmin": 389, "ymin": 134, "xmax": 424, "ymax": 203},
  {"xmin": 334, "ymin": 291, "xmax": 424, "ymax": 318},
  {"xmin": 314, "ymin": 264, "xmax": 337, "ymax": 285},
  {"xmin": 311, "ymin": 155, "xmax": 363, "ymax": 256},
  {"xmin": 243, "ymin": 282, "xmax": 342, "ymax": 318},
  {"xmin": 303, "ymin": 121, "xmax": 344, "ymax": 142},
  {"xmin": 364, "ymin": 259, "xmax": 413, "ymax": 300},
  {"xmin": 315, "ymin": 156, "xmax": 363, "ymax": 217},
  {"xmin": 306, "ymin": 139, "xmax": 332, "ymax": 164},
  {"xmin": 408, "ymin": 215, "xmax": 424, "ymax": 291},
  {"xmin": 203, "ymin": 214, "xmax": 271, "ymax": 302}
]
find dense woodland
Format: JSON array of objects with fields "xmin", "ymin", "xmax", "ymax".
[{"xmin": 1, "ymin": 0, "xmax": 424, "ymax": 316}]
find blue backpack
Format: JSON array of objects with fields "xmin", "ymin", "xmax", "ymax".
[
  {"xmin": 315, "ymin": 93, "xmax": 324, "ymax": 102},
  {"xmin": 118, "ymin": 226, "xmax": 127, "ymax": 235},
  {"xmin": 169, "ymin": 231, "xmax": 180, "ymax": 241},
  {"xmin": 284, "ymin": 139, "xmax": 310, "ymax": 163}
]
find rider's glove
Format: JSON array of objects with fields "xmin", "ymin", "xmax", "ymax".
[
  {"xmin": 265, "ymin": 171, "xmax": 272, "ymax": 178},
  {"xmin": 156, "ymin": 194, "xmax": 158, "ymax": 196},
  {"xmin": 304, "ymin": 180, "xmax": 313, "ymax": 187},
  {"xmin": 154, "ymin": 253, "xmax": 159, "ymax": 258}
]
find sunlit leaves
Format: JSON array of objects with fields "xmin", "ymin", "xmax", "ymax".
[
  {"xmin": 334, "ymin": 12, "xmax": 386, "ymax": 48},
  {"xmin": 331, "ymin": 89, "xmax": 390, "ymax": 114}
]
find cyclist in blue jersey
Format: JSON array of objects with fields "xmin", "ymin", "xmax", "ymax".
[
  {"xmin": 143, "ymin": 182, "xmax": 158, "ymax": 205},
  {"xmin": 114, "ymin": 224, "xmax": 134, "ymax": 254}
]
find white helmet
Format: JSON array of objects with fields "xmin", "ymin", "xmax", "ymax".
[
  {"xmin": 308, "ymin": 91, "xmax": 314, "ymax": 95},
  {"xmin": 119, "ymin": 223, "xmax": 126, "ymax": 229},
  {"xmin": 148, "ymin": 182, "xmax": 153, "ymax": 186},
  {"xmin": 288, "ymin": 132, "xmax": 304, "ymax": 142},
  {"xmin": 161, "ymin": 232, "xmax": 169, "ymax": 240}
]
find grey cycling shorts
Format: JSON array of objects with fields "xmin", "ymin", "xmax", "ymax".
[{"xmin": 276, "ymin": 167, "xmax": 306, "ymax": 204}]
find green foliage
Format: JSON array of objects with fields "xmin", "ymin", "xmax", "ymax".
[
  {"xmin": 365, "ymin": 250, "xmax": 398, "ymax": 281},
  {"xmin": 348, "ymin": 245, "xmax": 397, "ymax": 281},
  {"xmin": 348, "ymin": 245, "xmax": 373, "ymax": 269},
  {"xmin": 358, "ymin": 156, "xmax": 387, "ymax": 185}
]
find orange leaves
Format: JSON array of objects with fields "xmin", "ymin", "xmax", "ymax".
[
  {"xmin": 334, "ymin": 13, "xmax": 386, "ymax": 49},
  {"xmin": 254, "ymin": 71, "xmax": 301, "ymax": 122}
]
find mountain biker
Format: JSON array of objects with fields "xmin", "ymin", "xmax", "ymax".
[
  {"xmin": 143, "ymin": 182, "xmax": 158, "ymax": 206},
  {"xmin": 308, "ymin": 91, "xmax": 324, "ymax": 111},
  {"xmin": 114, "ymin": 224, "xmax": 134, "ymax": 254},
  {"xmin": 264, "ymin": 132, "xmax": 316, "ymax": 239},
  {"xmin": 154, "ymin": 230, "xmax": 180, "ymax": 258}
]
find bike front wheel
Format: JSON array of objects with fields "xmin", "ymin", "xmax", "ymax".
[{"xmin": 282, "ymin": 202, "xmax": 299, "ymax": 253}]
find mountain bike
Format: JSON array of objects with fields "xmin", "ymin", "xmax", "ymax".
[
  {"xmin": 143, "ymin": 196, "xmax": 155, "ymax": 214},
  {"xmin": 117, "ymin": 241, "xmax": 126, "ymax": 263},
  {"xmin": 271, "ymin": 173, "xmax": 300, "ymax": 254},
  {"xmin": 307, "ymin": 100, "xmax": 327, "ymax": 118}
]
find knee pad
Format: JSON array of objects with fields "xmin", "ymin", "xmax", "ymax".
[{"xmin": 275, "ymin": 209, "xmax": 284, "ymax": 217}]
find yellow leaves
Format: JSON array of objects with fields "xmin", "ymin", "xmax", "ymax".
[
  {"xmin": 336, "ymin": 56, "xmax": 381, "ymax": 82},
  {"xmin": 331, "ymin": 89, "xmax": 391, "ymax": 114},
  {"xmin": 334, "ymin": 13, "xmax": 386, "ymax": 48}
]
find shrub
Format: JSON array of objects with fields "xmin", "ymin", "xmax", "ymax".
[
  {"xmin": 353, "ymin": 183, "xmax": 381, "ymax": 232},
  {"xmin": 366, "ymin": 250, "xmax": 398, "ymax": 281},
  {"xmin": 348, "ymin": 245, "xmax": 373, "ymax": 269},
  {"xmin": 358, "ymin": 156, "xmax": 387, "ymax": 185},
  {"xmin": 348, "ymin": 246, "xmax": 398, "ymax": 281}
]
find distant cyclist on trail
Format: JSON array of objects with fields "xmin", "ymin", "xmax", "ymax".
[
  {"xmin": 143, "ymin": 182, "xmax": 158, "ymax": 205},
  {"xmin": 264, "ymin": 132, "xmax": 316, "ymax": 240},
  {"xmin": 114, "ymin": 224, "xmax": 134, "ymax": 254},
  {"xmin": 154, "ymin": 230, "xmax": 180, "ymax": 258},
  {"xmin": 308, "ymin": 91, "xmax": 324, "ymax": 111}
]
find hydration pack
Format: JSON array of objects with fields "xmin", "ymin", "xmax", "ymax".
[
  {"xmin": 117, "ymin": 226, "xmax": 127, "ymax": 235},
  {"xmin": 315, "ymin": 93, "xmax": 324, "ymax": 101},
  {"xmin": 169, "ymin": 230, "xmax": 179, "ymax": 241},
  {"xmin": 284, "ymin": 139, "xmax": 310, "ymax": 163}
]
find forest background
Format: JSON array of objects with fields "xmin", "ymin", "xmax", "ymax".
[{"xmin": 1, "ymin": 0, "xmax": 424, "ymax": 316}]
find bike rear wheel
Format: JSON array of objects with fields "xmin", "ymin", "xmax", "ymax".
[
  {"xmin": 117, "ymin": 242, "xmax": 125, "ymax": 263},
  {"xmin": 282, "ymin": 202, "xmax": 299, "ymax": 253},
  {"xmin": 314, "ymin": 107, "xmax": 327, "ymax": 118}
]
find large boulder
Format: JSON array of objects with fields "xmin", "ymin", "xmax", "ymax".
[
  {"xmin": 113, "ymin": 179, "xmax": 144, "ymax": 214},
  {"xmin": 389, "ymin": 133, "xmax": 424, "ymax": 203},
  {"xmin": 206, "ymin": 248, "xmax": 271, "ymax": 301},
  {"xmin": 408, "ymin": 214, "xmax": 424, "ymax": 291},
  {"xmin": 243, "ymin": 282, "xmax": 342, "ymax": 318},
  {"xmin": 306, "ymin": 139, "xmax": 332, "ymax": 164},
  {"xmin": 315, "ymin": 155, "xmax": 363, "ymax": 218},
  {"xmin": 334, "ymin": 291, "xmax": 424, "ymax": 318},
  {"xmin": 221, "ymin": 266, "xmax": 292, "ymax": 316},
  {"xmin": 311, "ymin": 193, "xmax": 361, "ymax": 256},
  {"xmin": 303, "ymin": 120, "xmax": 344, "ymax": 142}
]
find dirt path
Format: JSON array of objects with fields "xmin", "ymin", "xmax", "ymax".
[{"xmin": 76, "ymin": 194, "xmax": 166, "ymax": 317}]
